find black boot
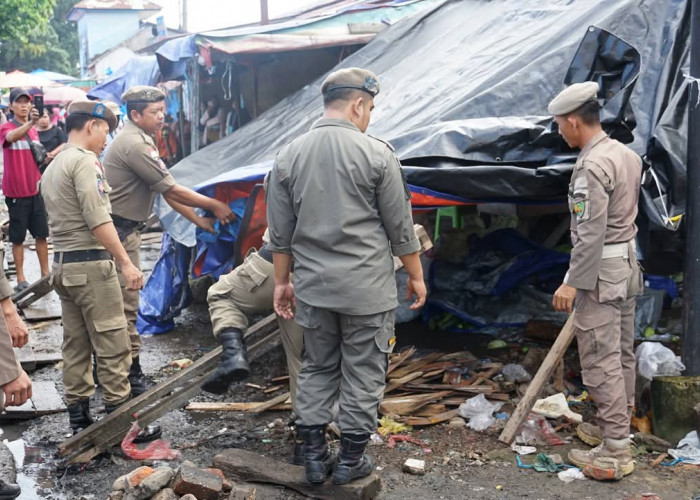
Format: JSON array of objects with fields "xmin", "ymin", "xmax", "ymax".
[
  {"xmin": 128, "ymin": 356, "xmax": 150, "ymax": 397},
  {"xmin": 67, "ymin": 399, "xmax": 94, "ymax": 435},
  {"xmin": 201, "ymin": 329, "xmax": 250, "ymax": 394},
  {"xmin": 0, "ymin": 480, "xmax": 20, "ymax": 500},
  {"xmin": 299, "ymin": 425, "xmax": 335, "ymax": 484},
  {"xmin": 292, "ymin": 426, "xmax": 305, "ymax": 466},
  {"xmin": 332, "ymin": 433, "xmax": 374, "ymax": 485},
  {"xmin": 105, "ymin": 399, "xmax": 162, "ymax": 444}
]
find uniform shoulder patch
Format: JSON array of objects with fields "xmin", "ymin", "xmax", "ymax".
[{"xmin": 367, "ymin": 134, "xmax": 395, "ymax": 151}]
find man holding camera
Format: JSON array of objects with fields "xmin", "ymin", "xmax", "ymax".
[{"xmin": 0, "ymin": 87, "xmax": 50, "ymax": 292}]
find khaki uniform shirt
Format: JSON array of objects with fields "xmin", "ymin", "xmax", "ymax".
[
  {"xmin": 42, "ymin": 144, "xmax": 113, "ymax": 252},
  {"xmin": 103, "ymin": 121, "xmax": 176, "ymax": 222},
  {"xmin": 0, "ymin": 233, "xmax": 21, "ymax": 387},
  {"xmin": 565, "ymin": 131, "xmax": 642, "ymax": 290},
  {"xmin": 266, "ymin": 118, "xmax": 420, "ymax": 315}
]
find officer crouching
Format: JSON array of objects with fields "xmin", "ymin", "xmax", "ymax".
[{"xmin": 41, "ymin": 101, "xmax": 161, "ymax": 441}]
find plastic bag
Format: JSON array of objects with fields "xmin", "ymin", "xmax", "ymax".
[
  {"xmin": 635, "ymin": 342, "xmax": 685, "ymax": 380},
  {"xmin": 458, "ymin": 394, "xmax": 503, "ymax": 431},
  {"xmin": 532, "ymin": 393, "xmax": 583, "ymax": 423},
  {"xmin": 516, "ymin": 413, "xmax": 568, "ymax": 446},
  {"xmin": 558, "ymin": 468, "xmax": 586, "ymax": 483},
  {"xmin": 502, "ymin": 364, "xmax": 532, "ymax": 383},
  {"xmin": 668, "ymin": 431, "xmax": 700, "ymax": 465},
  {"xmin": 121, "ymin": 421, "xmax": 180, "ymax": 460}
]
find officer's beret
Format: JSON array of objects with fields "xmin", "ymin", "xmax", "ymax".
[
  {"xmin": 321, "ymin": 68, "xmax": 380, "ymax": 98},
  {"xmin": 548, "ymin": 81, "xmax": 600, "ymax": 116},
  {"xmin": 103, "ymin": 100, "xmax": 123, "ymax": 117},
  {"xmin": 121, "ymin": 85, "xmax": 166, "ymax": 104},
  {"xmin": 68, "ymin": 100, "xmax": 118, "ymax": 133}
]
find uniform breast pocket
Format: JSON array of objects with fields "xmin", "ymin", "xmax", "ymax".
[{"xmin": 597, "ymin": 264, "xmax": 629, "ymax": 303}]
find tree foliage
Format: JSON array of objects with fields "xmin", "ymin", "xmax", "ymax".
[{"xmin": 0, "ymin": 0, "xmax": 55, "ymax": 44}]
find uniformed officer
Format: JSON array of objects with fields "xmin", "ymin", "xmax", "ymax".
[
  {"xmin": 103, "ymin": 86, "xmax": 235, "ymax": 396},
  {"xmin": 42, "ymin": 101, "xmax": 159, "ymax": 441},
  {"xmin": 267, "ymin": 68, "xmax": 427, "ymax": 485},
  {"xmin": 549, "ymin": 82, "xmax": 643, "ymax": 478}
]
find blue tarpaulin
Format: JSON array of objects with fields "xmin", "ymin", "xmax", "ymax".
[{"xmin": 87, "ymin": 55, "xmax": 161, "ymax": 103}]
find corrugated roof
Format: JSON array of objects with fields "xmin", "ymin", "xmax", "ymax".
[{"xmin": 71, "ymin": 0, "xmax": 161, "ymax": 12}]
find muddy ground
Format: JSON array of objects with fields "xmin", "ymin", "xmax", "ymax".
[{"xmin": 1, "ymin": 242, "xmax": 699, "ymax": 500}]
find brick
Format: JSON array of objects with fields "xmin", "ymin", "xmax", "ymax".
[
  {"xmin": 172, "ymin": 465, "xmax": 223, "ymax": 500},
  {"xmin": 204, "ymin": 468, "xmax": 232, "ymax": 492},
  {"xmin": 126, "ymin": 466, "xmax": 155, "ymax": 488}
]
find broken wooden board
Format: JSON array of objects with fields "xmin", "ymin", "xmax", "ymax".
[
  {"xmin": 389, "ymin": 352, "xmax": 443, "ymax": 380},
  {"xmin": 499, "ymin": 314, "xmax": 575, "ymax": 445},
  {"xmin": 400, "ymin": 409, "xmax": 459, "ymax": 427},
  {"xmin": 214, "ymin": 448, "xmax": 381, "ymax": 500},
  {"xmin": 403, "ymin": 383, "xmax": 493, "ymax": 394},
  {"xmin": 1, "ymin": 381, "xmax": 66, "ymax": 419},
  {"xmin": 21, "ymin": 302, "xmax": 62, "ymax": 321},
  {"xmin": 59, "ymin": 313, "xmax": 280, "ymax": 463},
  {"xmin": 14, "ymin": 344, "xmax": 35, "ymax": 371},
  {"xmin": 384, "ymin": 372, "xmax": 424, "ymax": 393},
  {"xmin": 12, "ymin": 274, "xmax": 53, "ymax": 309},
  {"xmin": 253, "ymin": 392, "xmax": 291, "ymax": 414},
  {"xmin": 380, "ymin": 391, "xmax": 451, "ymax": 416},
  {"xmin": 186, "ymin": 402, "xmax": 293, "ymax": 412},
  {"xmin": 387, "ymin": 347, "xmax": 416, "ymax": 376}
]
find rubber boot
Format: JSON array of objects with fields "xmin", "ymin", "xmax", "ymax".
[
  {"xmin": 332, "ymin": 433, "xmax": 374, "ymax": 485},
  {"xmin": 128, "ymin": 356, "xmax": 150, "ymax": 397},
  {"xmin": 0, "ymin": 480, "xmax": 21, "ymax": 500},
  {"xmin": 201, "ymin": 329, "xmax": 250, "ymax": 394},
  {"xmin": 292, "ymin": 426, "xmax": 306, "ymax": 466},
  {"xmin": 67, "ymin": 399, "xmax": 94, "ymax": 435},
  {"xmin": 105, "ymin": 398, "xmax": 162, "ymax": 444},
  {"xmin": 299, "ymin": 425, "xmax": 335, "ymax": 484}
]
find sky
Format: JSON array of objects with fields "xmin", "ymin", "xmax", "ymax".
[{"xmin": 152, "ymin": 0, "xmax": 329, "ymax": 32}]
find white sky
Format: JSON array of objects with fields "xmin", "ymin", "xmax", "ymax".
[{"xmin": 152, "ymin": 0, "xmax": 328, "ymax": 32}]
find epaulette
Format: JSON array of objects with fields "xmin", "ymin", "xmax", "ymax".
[{"xmin": 367, "ymin": 134, "xmax": 395, "ymax": 152}]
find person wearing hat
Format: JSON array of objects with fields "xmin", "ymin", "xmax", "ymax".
[
  {"xmin": 41, "ymin": 100, "xmax": 160, "ymax": 442},
  {"xmin": 103, "ymin": 86, "xmax": 235, "ymax": 396},
  {"xmin": 0, "ymin": 87, "xmax": 50, "ymax": 292},
  {"xmin": 549, "ymin": 82, "xmax": 643, "ymax": 479},
  {"xmin": 99, "ymin": 101, "xmax": 123, "ymax": 162},
  {"xmin": 266, "ymin": 67, "xmax": 426, "ymax": 485}
]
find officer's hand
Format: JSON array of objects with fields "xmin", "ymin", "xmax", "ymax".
[
  {"xmin": 553, "ymin": 283, "xmax": 577, "ymax": 313},
  {"xmin": 122, "ymin": 262, "xmax": 144, "ymax": 291},
  {"xmin": 406, "ymin": 276, "xmax": 427, "ymax": 310},
  {"xmin": 274, "ymin": 283, "xmax": 296, "ymax": 320},
  {"xmin": 2, "ymin": 370, "xmax": 32, "ymax": 407},
  {"xmin": 212, "ymin": 201, "xmax": 235, "ymax": 226},
  {"xmin": 197, "ymin": 216, "xmax": 217, "ymax": 234},
  {"xmin": 5, "ymin": 310, "xmax": 29, "ymax": 348},
  {"xmin": 30, "ymin": 107, "xmax": 41, "ymax": 124}
]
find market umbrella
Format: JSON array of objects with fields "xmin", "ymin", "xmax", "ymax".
[
  {"xmin": 42, "ymin": 85, "xmax": 87, "ymax": 105},
  {"xmin": 0, "ymin": 70, "xmax": 62, "ymax": 88},
  {"xmin": 30, "ymin": 69, "xmax": 77, "ymax": 83}
]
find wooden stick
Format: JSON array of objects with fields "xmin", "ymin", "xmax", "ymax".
[
  {"xmin": 385, "ymin": 372, "xmax": 424, "ymax": 393},
  {"xmin": 186, "ymin": 402, "xmax": 292, "ymax": 412},
  {"xmin": 252, "ymin": 392, "xmax": 291, "ymax": 414},
  {"xmin": 405, "ymin": 383, "xmax": 493, "ymax": 394},
  {"xmin": 263, "ymin": 385, "xmax": 284, "ymax": 394},
  {"xmin": 271, "ymin": 375, "xmax": 290, "ymax": 383},
  {"xmin": 387, "ymin": 347, "xmax": 416, "ymax": 375},
  {"xmin": 498, "ymin": 314, "xmax": 575, "ymax": 444},
  {"xmin": 651, "ymin": 453, "xmax": 668, "ymax": 467}
]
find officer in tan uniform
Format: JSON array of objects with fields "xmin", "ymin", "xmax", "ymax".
[
  {"xmin": 42, "ymin": 101, "xmax": 159, "ymax": 441},
  {"xmin": 267, "ymin": 68, "xmax": 426, "ymax": 485},
  {"xmin": 103, "ymin": 86, "xmax": 235, "ymax": 395},
  {"xmin": 549, "ymin": 82, "xmax": 643, "ymax": 479}
]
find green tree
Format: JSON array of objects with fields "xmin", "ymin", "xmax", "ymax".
[
  {"xmin": 0, "ymin": 0, "xmax": 56, "ymax": 44},
  {"xmin": 0, "ymin": 23, "xmax": 72, "ymax": 74},
  {"xmin": 50, "ymin": 0, "xmax": 79, "ymax": 74}
]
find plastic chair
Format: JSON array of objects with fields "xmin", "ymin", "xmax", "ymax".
[{"xmin": 434, "ymin": 206, "xmax": 464, "ymax": 241}]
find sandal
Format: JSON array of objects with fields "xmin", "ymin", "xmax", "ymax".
[{"xmin": 14, "ymin": 281, "xmax": 29, "ymax": 293}]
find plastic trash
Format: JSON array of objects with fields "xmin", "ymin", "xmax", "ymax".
[
  {"xmin": 635, "ymin": 342, "xmax": 685, "ymax": 380},
  {"xmin": 511, "ymin": 443, "xmax": 537, "ymax": 455},
  {"xmin": 558, "ymin": 468, "xmax": 586, "ymax": 483},
  {"xmin": 668, "ymin": 431, "xmax": 700, "ymax": 465},
  {"xmin": 502, "ymin": 363, "xmax": 532, "ymax": 383},
  {"xmin": 532, "ymin": 393, "xmax": 583, "ymax": 423},
  {"xmin": 377, "ymin": 416, "xmax": 412, "ymax": 436},
  {"xmin": 458, "ymin": 393, "xmax": 503, "ymax": 431},
  {"xmin": 515, "ymin": 413, "xmax": 568, "ymax": 446},
  {"xmin": 121, "ymin": 421, "xmax": 180, "ymax": 460}
]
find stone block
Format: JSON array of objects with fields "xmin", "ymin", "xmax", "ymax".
[{"xmin": 172, "ymin": 465, "xmax": 223, "ymax": 500}]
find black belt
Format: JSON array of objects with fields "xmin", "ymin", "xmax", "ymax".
[
  {"xmin": 54, "ymin": 249, "xmax": 112, "ymax": 264},
  {"xmin": 111, "ymin": 214, "xmax": 146, "ymax": 231}
]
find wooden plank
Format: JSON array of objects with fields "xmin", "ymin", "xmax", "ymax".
[
  {"xmin": 400, "ymin": 409, "xmax": 459, "ymax": 427},
  {"xmin": 498, "ymin": 314, "xmax": 575, "ymax": 445},
  {"xmin": 59, "ymin": 314, "xmax": 279, "ymax": 461},
  {"xmin": 380, "ymin": 391, "xmax": 451, "ymax": 416},
  {"xmin": 1, "ymin": 381, "xmax": 66, "ymax": 419},
  {"xmin": 33, "ymin": 352, "xmax": 63, "ymax": 366},
  {"xmin": 386, "ymin": 347, "xmax": 416, "ymax": 376},
  {"xmin": 384, "ymin": 372, "xmax": 423, "ymax": 393},
  {"xmin": 252, "ymin": 392, "xmax": 290, "ymax": 414},
  {"xmin": 412, "ymin": 404, "xmax": 447, "ymax": 417},
  {"xmin": 214, "ymin": 448, "xmax": 382, "ymax": 500},
  {"xmin": 12, "ymin": 275, "xmax": 53, "ymax": 309},
  {"xmin": 389, "ymin": 352, "xmax": 442, "ymax": 380},
  {"xmin": 186, "ymin": 402, "xmax": 292, "ymax": 412},
  {"xmin": 466, "ymin": 363, "xmax": 503, "ymax": 386},
  {"xmin": 21, "ymin": 303, "xmax": 62, "ymax": 321},
  {"xmin": 14, "ymin": 345, "xmax": 35, "ymax": 372},
  {"xmin": 404, "ymin": 383, "xmax": 493, "ymax": 394}
]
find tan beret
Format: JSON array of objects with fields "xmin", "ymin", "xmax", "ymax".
[
  {"xmin": 68, "ymin": 100, "xmax": 118, "ymax": 133},
  {"xmin": 103, "ymin": 100, "xmax": 123, "ymax": 116},
  {"xmin": 548, "ymin": 81, "xmax": 600, "ymax": 116},
  {"xmin": 321, "ymin": 67, "xmax": 380, "ymax": 98},
  {"xmin": 121, "ymin": 85, "xmax": 165, "ymax": 103}
]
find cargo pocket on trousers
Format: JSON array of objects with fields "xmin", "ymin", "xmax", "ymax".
[
  {"xmin": 598, "ymin": 265, "xmax": 629, "ymax": 303},
  {"xmin": 580, "ymin": 365, "xmax": 605, "ymax": 391},
  {"xmin": 93, "ymin": 316, "xmax": 129, "ymax": 358},
  {"xmin": 94, "ymin": 316, "xmax": 127, "ymax": 333},
  {"xmin": 373, "ymin": 313, "xmax": 397, "ymax": 354},
  {"xmin": 239, "ymin": 257, "xmax": 269, "ymax": 292},
  {"xmin": 573, "ymin": 304, "xmax": 613, "ymax": 370},
  {"xmin": 62, "ymin": 274, "xmax": 88, "ymax": 287}
]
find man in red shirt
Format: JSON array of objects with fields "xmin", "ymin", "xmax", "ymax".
[{"xmin": 0, "ymin": 88, "xmax": 50, "ymax": 291}]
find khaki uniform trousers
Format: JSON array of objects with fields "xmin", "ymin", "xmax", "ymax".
[
  {"xmin": 294, "ymin": 300, "xmax": 396, "ymax": 434},
  {"xmin": 52, "ymin": 258, "xmax": 132, "ymax": 406},
  {"xmin": 573, "ymin": 243, "xmax": 643, "ymax": 440},
  {"xmin": 207, "ymin": 252, "xmax": 304, "ymax": 409},
  {"xmin": 115, "ymin": 231, "xmax": 141, "ymax": 358}
]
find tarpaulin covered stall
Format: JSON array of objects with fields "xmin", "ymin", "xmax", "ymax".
[{"xmin": 139, "ymin": 0, "xmax": 690, "ymax": 333}]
